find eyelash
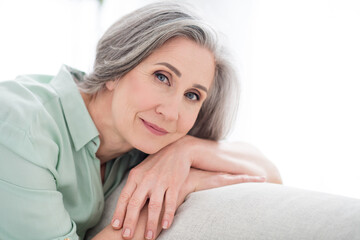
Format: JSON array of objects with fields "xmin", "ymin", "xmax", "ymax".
[
  {"xmin": 154, "ymin": 72, "xmax": 201, "ymax": 101},
  {"xmin": 155, "ymin": 72, "xmax": 170, "ymax": 86},
  {"xmin": 185, "ymin": 92, "xmax": 200, "ymax": 101}
]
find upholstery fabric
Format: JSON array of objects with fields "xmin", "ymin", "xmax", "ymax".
[{"xmin": 86, "ymin": 174, "xmax": 360, "ymax": 240}]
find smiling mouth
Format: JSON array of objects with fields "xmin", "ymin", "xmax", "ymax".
[{"xmin": 141, "ymin": 118, "xmax": 169, "ymax": 136}]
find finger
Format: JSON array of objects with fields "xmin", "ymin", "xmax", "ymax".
[
  {"xmin": 122, "ymin": 187, "xmax": 149, "ymax": 239},
  {"xmin": 112, "ymin": 181, "xmax": 137, "ymax": 230},
  {"xmin": 238, "ymin": 175, "xmax": 266, "ymax": 183},
  {"xmin": 161, "ymin": 187, "xmax": 178, "ymax": 230},
  {"xmin": 218, "ymin": 174, "xmax": 266, "ymax": 186},
  {"xmin": 145, "ymin": 188, "xmax": 165, "ymax": 240}
]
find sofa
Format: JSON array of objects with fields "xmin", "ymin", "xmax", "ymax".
[{"xmin": 86, "ymin": 173, "xmax": 360, "ymax": 239}]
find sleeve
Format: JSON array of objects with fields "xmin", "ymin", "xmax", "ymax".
[{"xmin": 0, "ymin": 126, "xmax": 80, "ymax": 240}]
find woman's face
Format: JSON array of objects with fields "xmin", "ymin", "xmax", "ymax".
[{"xmin": 105, "ymin": 37, "xmax": 215, "ymax": 154}]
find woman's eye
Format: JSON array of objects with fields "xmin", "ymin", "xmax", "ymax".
[
  {"xmin": 185, "ymin": 92, "xmax": 200, "ymax": 101},
  {"xmin": 155, "ymin": 72, "xmax": 170, "ymax": 85}
]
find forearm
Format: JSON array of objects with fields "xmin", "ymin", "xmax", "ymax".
[{"xmin": 187, "ymin": 137, "xmax": 282, "ymax": 184}]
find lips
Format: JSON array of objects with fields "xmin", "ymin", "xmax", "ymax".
[{"xmin": 141, "ymin": 118, "xmax": 169, "ymax": 136}]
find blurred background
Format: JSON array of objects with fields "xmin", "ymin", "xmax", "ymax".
[{"xmin": 1, "ymin": 0, "xmax": 359, "ymax": 198}]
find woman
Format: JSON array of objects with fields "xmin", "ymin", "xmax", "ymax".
[{"xmin": 0, "ymin": 2, "xmax": 281, "ymax": 240}]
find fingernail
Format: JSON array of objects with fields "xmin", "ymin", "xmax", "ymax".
[
  {"xmin": 112, "ymin": 219, "xmax": 120, "ymax": 228},
  {"xmin": 145, "ymin": 230, "xmax": 153, "ymax": 239},
  {"xmin": 123, "ymin": 228, "xmax": 131, "ymax": 238},
  {"xmin": 162, "ymin": 220, "xmax": 169, "ymax": 229}
]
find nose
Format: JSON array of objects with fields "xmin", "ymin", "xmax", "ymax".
[{"xmin": 155, "ymin": 95, "xmax": 181, "ymax": 121}]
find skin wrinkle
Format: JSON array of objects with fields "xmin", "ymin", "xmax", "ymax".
[
  {"xmin": 155, "ymin": 62, "xmax": 209, "ymax": 94},
  {"xmin": 81, "ymin": 1, "xmax": 241, "ymax": 141},
  {"xmin": 155, "ymin": 62, "xmax": 182, "ymax": 77},
  {"xmin": 84, "ymin": 37, "xmax": 215, "ymax": 162}
]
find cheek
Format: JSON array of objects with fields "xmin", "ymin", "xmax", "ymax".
[
  {"xmin": 178, "ymin": 108, "xmax": 200, "ymax": 134},
  {"xmin": 127, "ymin": 78, "xmax": 159, "ymax": 110},
  {"xmin": 114, "ymin": 78, "xmax": 155, "ymax": 115}
]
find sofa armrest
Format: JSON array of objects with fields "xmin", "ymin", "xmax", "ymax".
[{"xmin": 86, "ymin": 175, "xmax": 360, "ymax": 240}]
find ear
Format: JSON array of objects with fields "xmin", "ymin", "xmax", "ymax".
[{"xmin": 105, "ymin": 80, "xmax": 117, "ymax": 91}]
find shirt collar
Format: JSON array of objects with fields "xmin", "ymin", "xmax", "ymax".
[{"xmin": 50, "ymin": 65, "xmax": 99, "ymax": 151}]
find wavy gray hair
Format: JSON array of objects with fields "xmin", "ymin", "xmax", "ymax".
[{"xmin": 80, "ymin": 1, "xmax": 240, "ymax": 140}]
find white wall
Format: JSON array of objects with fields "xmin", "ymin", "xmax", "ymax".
[
  {"xmin": 1, "ymin": 0, "xmax": 359, "ymax": 198},
  {"xmin": 0, "ymin": 0, "xmax": 99, "ymax": 79},
  {"xmin": 249, "ymin": 0, "xmax": 360, "ymax": 198}
]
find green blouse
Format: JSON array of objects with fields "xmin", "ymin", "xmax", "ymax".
[{"xmin": 0, "ymin": 65, "xmax": 145, "ymax": 240}]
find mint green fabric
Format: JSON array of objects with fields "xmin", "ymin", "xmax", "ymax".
[{"xmin": 0, "ymin": 65, "xmax": 145, "ymax": 240}]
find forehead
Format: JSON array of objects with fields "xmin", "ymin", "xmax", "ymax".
[{"xmin": 141, "ymin": 37, "xmax": 216, "ymax": 88}]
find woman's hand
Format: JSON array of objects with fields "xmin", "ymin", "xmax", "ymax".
[
  {"xmin": 94, "ymin": 168, "xmax": 265, "ymax": 240},
  {"xmin": 111, "ymin": 139, "xmax": 193, "ymax": 239},
  {"xmin": 110, "ymin": 135, "xmax": 281, "ymax": 239}
]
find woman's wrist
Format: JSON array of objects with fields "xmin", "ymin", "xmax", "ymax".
[
  {"xmin": 172, "ymin": 135, "xmax": 199, "ymax": 165},
  {"xmin": 176, "ymin": 137, "xmax": 282, "ymax": 184}
]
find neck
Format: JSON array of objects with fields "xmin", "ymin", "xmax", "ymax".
[{"xmin": 81, "ymin": 91, "xmax": 133, "ymax": 164}]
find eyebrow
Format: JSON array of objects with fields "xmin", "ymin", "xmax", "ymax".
[
  {"xmin": 155, "ymin": 62, "xmax": 208, "ymax": 93},
  {"xmin": 156, "ymin": 62, "xmax": 182, "ymax": 77},
  {"xmin": 193, "ymin": 84, "xmax": 208, "ymax": 93}
]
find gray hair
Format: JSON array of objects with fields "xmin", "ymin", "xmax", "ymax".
[{"xmin": 80, "ymin": 1, "xmax": 240, "ymax": 140}]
